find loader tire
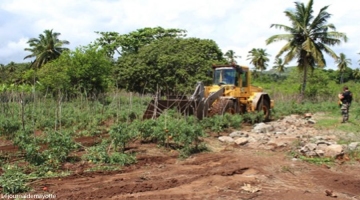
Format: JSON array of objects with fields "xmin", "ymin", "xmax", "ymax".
[
  {"xmin": 257, "ymin": 99, "xmax": 270, "ymax": 121},
  {"xmin": 209, "ymin": 99, "xmax": 238, "ymax": 116}
]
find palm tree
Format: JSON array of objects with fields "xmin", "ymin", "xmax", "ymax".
[
  {"xmin": 266, "ymin": 0, "xmax": 347, "ymax": 98},
  {"xmin": 24, "ymin": 29, "xmax": 70, "ymax": 69},
  {"xmin": 247, "ymin": 48, "xmax": 270, "ymax": 72},
  {"xmin": 224, "ymin": 50, "xmax": 240, "ymax": 64},
  {"xmin": 7, "ymin": 61, "xmax": 16, "ymax": 72},
  {"xmin": 272, "ymin": 57, "xmax": 286, "ymax": 75},
  {"xmin": 335, "ymin": 53, "xmax": 351, "ymax": 84}
]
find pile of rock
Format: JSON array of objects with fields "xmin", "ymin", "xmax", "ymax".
[{"xmin": 217, "ymin": 114, "xmax": 359, "ymax": 158}]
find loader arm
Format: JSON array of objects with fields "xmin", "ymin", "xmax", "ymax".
[{"xmin": 196, "ymin": 87, "xmax": 225, "ymax": 119}]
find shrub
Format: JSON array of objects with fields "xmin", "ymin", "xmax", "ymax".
[
  {"xmin": 82, "ymin": 140, "xmax": 137, "ymax": 165},
  {"xmin": 109, "ymin": 122, "xmax": 135, "ymax": 152},
  {"xmin": 0, "ymin": 118, "xmax": 21, "ymax": 139},
  {"xmin": 0, "ymin": 165, "xmax": 30, "ymax": 194}
]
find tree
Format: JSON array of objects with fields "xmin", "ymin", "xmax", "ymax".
[
  {"xmin": 0, "ymin": 62, "xmax": 31, "ymax": 84},
  {"xmin": 335, "ymin": 53, "xmax": 351, "ymax": 84},
  {"xmin": 247, "ymin": 48, "xmax": 270, "ymax": 72},
  {"xmin": 224, "ymin": 50, "xmax": 240, "ymax": 64},
  {"xmin": 266, "ymin": 0, "xmax": 347, "ymax": 98},
  {"xmin": 272, "ymin": 57, "xmax": 286, "ymax": 75},
  {"xmin": 95, "ymin": 27, "xmax": 186, "ymax": 57},
  {"xmin": 24, "ymin": 29, "xmax": 70, "ymax": 69},
  {"xmin": 37, "ymin": 45, "xmax": 112, "ymax": 95},
  {"xmin": 93, "ymin": 31, "xmax": 121, "ymax": 57},
  {"xmin": 353, "ymin": 68, "xmax": 360, "ymax": 82},
  {"xmin": 116, "ymin": 37, "xmax": 224, "ymax": 94}
]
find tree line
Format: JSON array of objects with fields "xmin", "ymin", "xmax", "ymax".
[{"xmin": 1, "ymin": 0, "xmax": 359, "ymax": 99}]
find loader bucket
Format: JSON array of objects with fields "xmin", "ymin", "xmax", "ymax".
[{"xmin": 143, "ymin": 97, "xmax": 203, "ymax": 120}]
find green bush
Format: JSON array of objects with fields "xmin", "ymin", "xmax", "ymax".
[
  {"xmin": 82, "ymin": 140, "xmax": 137, "ymax": 165},
  {"xmin": 109, "ymin": 122, "xmax": 135, "ymax": 152},
  {"xmin": 109, "ymin": 152, "xmax": 137, "ymax": 165},
  {"xmin": 42, "ymin": 130, "xmax": 78, "ymax": 168},
  {"xmin": 0, "ymin": 165, "xmax": 30, "ymax": 194},
  {"xmin": 82, "ymin": 140, "xmax": 110, "ymax": 163},
  {"xmin": 0, "ymin": 118, "xmax": 21, "ymax": 138},
  {"xmin": 13, "ymin": 129, "xmax": 45, "ymax": 166}
]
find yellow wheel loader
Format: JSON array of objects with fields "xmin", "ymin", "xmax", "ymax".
[{"xmin": 143, "ymin": 64, "xmax": 274, "ymax": 121}]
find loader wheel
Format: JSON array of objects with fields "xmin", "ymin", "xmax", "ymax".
[
  {"xmin": 209, "ymin": 99, "xmax": 238, "ymax": 116},
  {"xmin": 257, "ymin": 99, "xmax": 270, "ymax": 121}
]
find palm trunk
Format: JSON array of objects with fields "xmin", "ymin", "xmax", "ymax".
[
  {"xmin": 300, "ymin": 65, "xmax": 307, "ymax": 99},
  {"xmin": 340, "ymin": 72, "xmax": 344, "ymax": 84},
  {"xmin": 299, "ymin": 51, "xmax": 309, "ymax": 102}
]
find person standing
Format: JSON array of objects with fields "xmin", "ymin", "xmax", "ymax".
[{"xmin": 338, "ymin": 86, "xmax": 353, "ymax": 123}]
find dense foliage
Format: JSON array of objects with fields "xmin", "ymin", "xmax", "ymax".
[
  {"xmin": 37, "ymin": 45, "xmax": 113, "ymax": 95},
  {"xmin": 115, "ymin": 37, "xmax": 225, "ymax": 94}
]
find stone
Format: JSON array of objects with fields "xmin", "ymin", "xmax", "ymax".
[
  {"xmin": 253, "ymin": 123, "xmax": 274, "ymax": 133},
  {"xmin": 348, "ymin": 142, "xmax": 359, "ymax": 151},
  {"xmin": 229, "ymin": 131, "xmax": 245, "ymax": 138},
  {"xmin": 323, "ymin": 144, "xmax": 344, "ymax": 158},
  {"xmin": 218, "ymin": 136, "xmax": 234, "ymax": 143},
  {"xmin": 307, "ymin": 119, "xmax": 316, "ymax": 124},
  {"xmin": 234, "ymin": 138, "xmax": 248, "ymax": 145},
  {"xmin": 305, "ymin": 150, "xmax": 317, "ymax": 157},
  {"xmin": 304, "ymin": 113, "xmax": 312, "ymax": 118},
  {"xmin": 317, "ymin": 144, "xmax": 328, "ymax": 151},
  {"xmin": 316, "ymin": 140, "xmax": 333, "ymax": 145},
  {"xmin": 305, "ymin": 143, "xmax": 317, "ymax": 151},
  {"xmin": 267, "ymin": 139, "xmax": 288, "ymax": 148},
  {"xmin": 315, "ymin": 149, "xmax": 324, "ymax": 156}
]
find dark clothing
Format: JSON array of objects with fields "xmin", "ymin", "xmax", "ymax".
[
  {"xmin": 340, "ymin": 90, "xmax": 352, "ymax": 122},
  {"xmin": 341, "ymin": 91, "xmax": 352, "ymax": 104}
]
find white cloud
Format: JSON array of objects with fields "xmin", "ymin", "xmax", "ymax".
[
  {"xmin": 0, "ymin": 37, "xmax": 28, "ymax": 64},
  {"xmin": 0, "ymin": 0, "xmax": 359, "ymax": 70}
]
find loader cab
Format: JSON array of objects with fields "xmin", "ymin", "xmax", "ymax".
[
  {"xmin": 213, "ymin": 67, "xmax": 238, "ymax": 85},
  {"xmin": 240, "ymin": 67, "xmax": 249, "ymax": 88}
]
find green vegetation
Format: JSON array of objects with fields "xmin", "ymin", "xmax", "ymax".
[
  {"xmin": 0, "ymin": 165, "xmax": 30, "ymax": 194},
  {"xmin": 299, "ymin": 156, "xmax": 335, "ymax": 165}
]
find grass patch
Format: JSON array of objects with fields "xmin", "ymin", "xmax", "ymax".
[
  {"xmin": 314, "ymin": 112, "xmax": 360, "ymax": 133},
  {"xmin": 299, "ymin": 156, "xmax": 334, "ymax": 165}
]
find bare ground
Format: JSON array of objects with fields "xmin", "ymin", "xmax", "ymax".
[{"xmin": 1, "ymin": 123, "xmax": 360, "ymax": 200}]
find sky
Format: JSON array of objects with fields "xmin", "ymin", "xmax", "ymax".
[{"xmin": 0, "ymin": 0, "xmax": 359, "ymax": 70}]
